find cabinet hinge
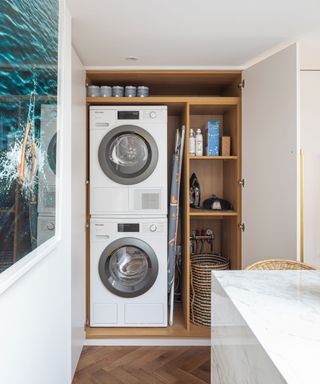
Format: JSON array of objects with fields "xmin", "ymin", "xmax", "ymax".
[
  {"xmin": 86, "ymin": 222, "xmax": 89, "ymax": 229},
  {"xmin": 239, "ymin": 178, "xmax": 245, "ymax": 188},
  {"xmin": 86, "ymin": 180, "xmax": 89, "ymax": 185},
  {"xmin": 238, "ymin": 79, "xmax": 245, "ymax": 89},
  {"xmin": 239, "ymin": 223, "xmax": 245, "ymax": 232}
]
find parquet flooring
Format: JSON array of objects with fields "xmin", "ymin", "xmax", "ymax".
[{"xmin": 73, "ymin": 346, "xmax": 210, "ymax": 384}]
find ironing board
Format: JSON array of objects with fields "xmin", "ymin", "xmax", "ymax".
[{"xmin": 168, "ymin": 125, "xmax": 185, "ymax": 326}]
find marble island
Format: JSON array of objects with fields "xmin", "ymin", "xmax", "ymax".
[{"xmin": 211, "ymin": 271, "xmax": 320, "ymax": 384}]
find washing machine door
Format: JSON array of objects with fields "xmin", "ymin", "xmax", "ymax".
[
  {"xmin": 47, "ymin": 132, "xmax": 57, "ymax": 175},
  {"xmin": 99, "ymin": 238, "xmax": 159, "ymax": 298},
  {"xmin": 98, "ymin": 125, "xmax": 158, "ymax": 185}
]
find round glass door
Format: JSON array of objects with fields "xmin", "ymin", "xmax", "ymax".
[
  {"xmin": 99, "ymin": 238, "xmax": 159, "ymax": 298},
  {"xmin": 98, "ymin": 125, "xmax": 158, "ymax": 185},
  {"xmin": 47, "ymin": 133, "xmax": 57, "ymax": 174}
]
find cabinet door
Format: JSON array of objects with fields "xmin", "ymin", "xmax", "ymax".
[
  {"xmin": 71, "ymin": 48, "xmax": 86, "ymax": 376},
  {"xmin": 301, "ymin": 71, "xmax": 320, "ymax": 268},
  {"xmin": 242, "ymin": 44, "xmax": 299, "ymax": 268}
]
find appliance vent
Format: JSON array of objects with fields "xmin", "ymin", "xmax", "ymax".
[
  {"xmin": 141, "ymin": 193, "xmax": 160, "ymax": 210},
  {"xmin": 133, "ymin": 189, "xmax": 161, "ymax": 210}
]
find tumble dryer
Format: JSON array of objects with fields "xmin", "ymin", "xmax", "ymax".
[
  {"xmin": 90, "ymin": 106, "xmax": 167, "ymax": 217},
  {"xmin": 90, "ymin": 217, "xmax": 167, "ymax": 327}
]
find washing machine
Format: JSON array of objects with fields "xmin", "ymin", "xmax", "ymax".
[
  {"xmin": 90, "ymin": 217, "xmax": 167, "ymax": 327},
  {"xmin": 38, "ymin": 104, "xmax": 57, "ymax": 216},
  {"xmin": 37, "ymin": 214, "xmax": 55, "ymax": 246},
  {"xmin": 90, "ymin": 106, "xmax": 167, "ymax": 217}
]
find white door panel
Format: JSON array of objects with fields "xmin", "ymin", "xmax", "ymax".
[
  {"xmin": 242, "ymin": 44, "xmax": 299, "ymax": 268},
  {"xmin": 71, "ymin": 48, "xmax": 86, "ymax": 376},
  {"xmin": 300, "ymin": 71, "xmax": 320, "ymax": 267}
]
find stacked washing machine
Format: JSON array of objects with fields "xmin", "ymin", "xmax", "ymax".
[
  {"xmin": 37, "ymin": 104, "xmax": 57, "ymax": 246},
  {"xmin": 90, "ymin": 106, "xmax": 168, "ymax": 327}
]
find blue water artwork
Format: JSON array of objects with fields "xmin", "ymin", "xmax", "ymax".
[{"xmin": 0, "ymin": 0, "xmax": 59, "ymax": 272}]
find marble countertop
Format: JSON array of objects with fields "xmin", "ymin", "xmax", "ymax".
[{"xmin": 212, "ymin": 270, "xmax": 320, "ymax": 384}]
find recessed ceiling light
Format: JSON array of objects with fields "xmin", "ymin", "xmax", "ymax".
[{"xmin": 125, "ymin": 56, "xmax": 138, "ymax": 61}]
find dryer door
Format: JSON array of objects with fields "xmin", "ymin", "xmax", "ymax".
[
  {"xmin": 98, "ymin": 238, "xmax": 159, "ymax": 298},
  {"xmin": 98, "ymin": 125, "xmax": 158, "ymax": 185},
  {"xmin": 47, "ymin": 132, "xmax": 57, "ymax": 175}
]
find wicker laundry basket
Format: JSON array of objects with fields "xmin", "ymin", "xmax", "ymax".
[
  {"xmin": 246, "ymin": 259, "xmax": 316, "ymax": 270},
  {"xmin": 190, "ymin": 253, "xmax": 229, "ymax": 327}
]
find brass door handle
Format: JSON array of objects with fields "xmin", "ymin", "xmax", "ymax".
[{"xmin": 300, "ymin": 148, "xmax": 304, "ymax": 263}]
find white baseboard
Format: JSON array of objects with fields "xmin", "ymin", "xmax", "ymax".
[{"xmin": 84, "ymin": 338, "xmax": 210, "ymax": 346}]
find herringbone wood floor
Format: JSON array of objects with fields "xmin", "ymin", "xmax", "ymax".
[{"xmin": 73, "ymin": 346, "xmax": 210, "ymax": 384}]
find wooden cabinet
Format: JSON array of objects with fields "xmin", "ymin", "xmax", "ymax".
[
  {"xmin": 85, "ymin": 71, "xmax": 241, "ymax": 338},
  {"xmin": 85, "ymin": 47, "xmax": 299, "ymax": 339},
  {"xmin": 182, "ymin": 100, "xmax": 241, "ymax": 331}
]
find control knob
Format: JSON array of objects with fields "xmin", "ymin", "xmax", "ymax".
[
  {"xmin": 149, "ymin": 111, "xmax": 157, "ymax": 119},
  {"xmin": 149, "ymin": 224, "xmax": 157, "ymax": 232},
  {"xmin": 47, "ymin": 222, "xmax": 55, "ymax": 231}
]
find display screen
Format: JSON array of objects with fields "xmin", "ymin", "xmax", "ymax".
[
  {"xmin": 118, "ymin": 111, "xmax": 139, "ymax": 120},
  {"xmin": 118, "ymin": 223, "xmax": 140, "ymax": 232}
]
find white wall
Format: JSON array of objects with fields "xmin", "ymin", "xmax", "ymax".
[
  {"xmin": 0, "ymin": 245, "xmax": 70, "ymax": 384},
  {"xmin": 0, "ymin": 2, "xmax": 75, "ymax": 384},
  {"xmin": 70, "ymin": 47, "xmax": 86, "ymax": 375},
  {"xmin": 300, "ymin": 32, "xmax": 320, "ymax": 70},
  {"xmin": 300, "ymin": 34, "xmax": 320, "ymax": 267}
]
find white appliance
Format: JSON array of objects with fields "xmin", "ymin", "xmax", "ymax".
[
  {"xmin": 37, "ymin": 214, "xmax": 55, "ymax": 246},
  {"xmin": 38, "ymin": 104, "xmax": 57, "ymax": 216},
  {"xmin": 90, "ymin": 106, "xmax": 167, "ymax": 217},
  {"xmin": 90, "ymin": 217, "xmax": 167, "ymax": 327}
]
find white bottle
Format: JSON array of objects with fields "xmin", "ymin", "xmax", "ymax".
[
  {"xmin": 189, "ymin": 129, "xmax": 196, "ymax": 156},
  {"xmin": 195, "ymin": 128, "xmax": 203, "ymax": 156}
]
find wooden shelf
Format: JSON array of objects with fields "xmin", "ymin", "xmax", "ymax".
[
  {"xmin": 86, "ymin": 70, "xmax": 241, "ymax": 97},
  {"xmin": 189, "ymin": 208, "xmax": 238, "ymax": 217},
  {"xmin": 86, "ymin": 96, "xmax": 240, "ymax": 105},
  {"xmin": 86, "ymin": 96, "xmax": 240, "ymax": 116},
  {"xmin": 189, "ymin": 156, "xmax": 238, "ymax": 160},
  {"xmin": 85, "ymin": 304, "xmax": 210, "ymax": 339}
]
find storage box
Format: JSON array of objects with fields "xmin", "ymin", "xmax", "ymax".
[
  {"xmin": 221, "ymin": 136, "xmax": 231, "ymax": 156},
  {"xmin": 204, "ymin": 121, "xmax": 221, "ymax": 156}
]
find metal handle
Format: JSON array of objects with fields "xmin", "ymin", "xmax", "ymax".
[{"xmin": 300, "ymin": 149, "xmax": 305, "ymax": 263}]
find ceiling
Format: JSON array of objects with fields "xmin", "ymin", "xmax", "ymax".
[{"xmin": 67, "ymin": 0, "xmax": 320, "ymax": 68}]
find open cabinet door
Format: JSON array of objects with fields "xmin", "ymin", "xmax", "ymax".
[
  {"xmin": 242, "ymin": 44, "xmax": 299, "ymax": 268},
  {"xmin": 71, "ymin": 48, "xmax": 86, "ymax": 376}
]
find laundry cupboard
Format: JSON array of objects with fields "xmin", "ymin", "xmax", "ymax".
[{"xmin": 84, "ymin": 43, "xmax": 299, "ymax": 339}]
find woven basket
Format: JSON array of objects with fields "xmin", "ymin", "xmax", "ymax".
[
  {"xmin": 246, "ymin": 259, "xmax": 316, "ymax": 270},
  {"xmin": 190, "ymin": 253, "xmax": 229, "ymax": 327}
]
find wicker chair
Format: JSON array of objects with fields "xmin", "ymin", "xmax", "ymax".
[{"xmin": 246, "ymin": 259, "xmax": 316, "ymax": 270}]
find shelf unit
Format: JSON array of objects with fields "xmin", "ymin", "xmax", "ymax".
[
  {"xmin": 85, "ymin": 70, "xmax": 242, "ymax": 338},
  {"xmin": 182, "ymin": 99, "xmax": 241, "ymax": 332}
]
